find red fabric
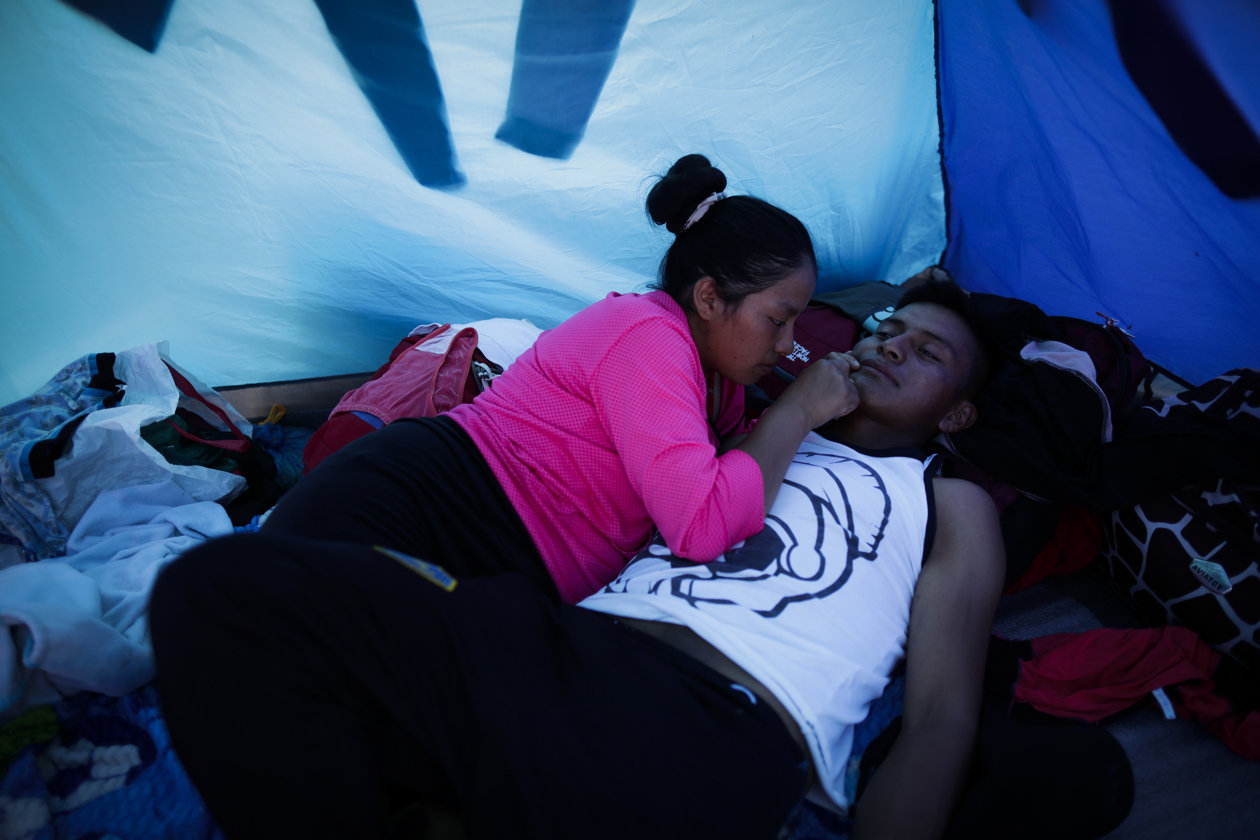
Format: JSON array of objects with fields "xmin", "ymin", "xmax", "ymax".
[
  {"xmin": 1173, "ymin": 676, "xmax": 1260, "ymax": 761},
  {"xmin": 1017, "ymin": 627, "xmax": 1218, "ymax": 721},
  {"xmin": 302, "ymin": 334, "xmax": 422, "ymax": 474},
  {"xmin": 163, "ymin": 362, "xmax": 253, "ymax": 451},
  {"xmin": 302, "ymin": 413, "xmax": 377, "ymax": 474},
  {"xmin": 1004, "ymin": 506, "xmax": 1102, "ymax": 594},
  {"xmin": 1015, "ymin": 626, "xmax": 1260, "ymax": 760},
  {"xmin": 939, "ymin": 458, "xmax": 1022, "ymax": 517},
  {"xmin": 337, "ymin": 325, "xmax": 479, "ymax": 424},
  {"xmin": 303, "ymin": 327, "xmax": 486, "ymax": 474}
]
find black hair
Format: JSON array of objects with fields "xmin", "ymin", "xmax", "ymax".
[
  {"xmin": 895, "ymin": 278, "xmax": 995, "ymax": 398},
  {"xmin": 646, "ymin": 154, "xmax": 816, "ymax": 312}
]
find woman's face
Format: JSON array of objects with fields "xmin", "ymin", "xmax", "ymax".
[{"xmin": 691, "ymin": 264, "xmax": 816, "ymax": 385}]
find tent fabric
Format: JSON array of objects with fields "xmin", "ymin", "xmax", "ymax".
[
  {"xmin": 0, "ymin": 0, "xmax": 945, "ymax": 407},
  {"xmin": 936, "ymin": 0, "xmax": 1260, "ymax": 387},
  {"xmin": 1110, "ymin": 0, "xmax": 1260, "ymax": 199}
]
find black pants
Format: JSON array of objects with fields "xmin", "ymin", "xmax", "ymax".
[
  {"xmin": 150, "ymin": 533, "xmax": 807, "ymax": 840},
  {"xmin": 262, "ymin": 415, "xmax": 559, "ymax": 600}
]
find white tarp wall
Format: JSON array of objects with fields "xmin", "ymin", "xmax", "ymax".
[{"xmin": 0, "ymin": 0, "xmax": 944, "ymax": 405}]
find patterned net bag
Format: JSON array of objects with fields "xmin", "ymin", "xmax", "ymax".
[{"xmin": 1099, "ymin": 371, "xmax": 1260, "ymax": 671}]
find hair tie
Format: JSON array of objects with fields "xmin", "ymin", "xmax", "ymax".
[{"xmin": 681, "ymin": 191, "xmax": 726, "ymax": 232}]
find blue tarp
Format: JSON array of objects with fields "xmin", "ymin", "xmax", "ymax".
[
  {"xmin": 937, "ymin": 0, "xmax": 1260, "ymax": 386},
  {"xmin": 4, "ymin": 0, "xmax": 1253, "ymax": 399},
  {"xmin": 0, "ymin": 0, "xmax": 944, "ymax": 405}
]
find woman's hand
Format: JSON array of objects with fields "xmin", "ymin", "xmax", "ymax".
[
  {"xmin": 731, "ymin": 352, "xmax": 863, "ymax": 514},
  {"xmin": 776, "ymin": 352, "xmax": 861, "ymax": 428}
]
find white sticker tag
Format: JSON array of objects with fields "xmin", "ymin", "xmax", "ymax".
[
  {"xmin": 785, "ymin": 342, "xmax": 810, "ymax": 363},
  {"xmin": 861, "ymin": 306, "xmax": 897, "ymax": 334},
  {"xmin": 1189, "ymin": 558, "xmax": 1234, "ymax": 595},
  {"xmin": 1152, "ymin": 687, "xmax": 1177, "ymax": 720}
]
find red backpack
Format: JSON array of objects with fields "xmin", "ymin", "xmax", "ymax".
[{"xmin": 302, "ymin": 324, "xmax": 495, "ymax": 473}]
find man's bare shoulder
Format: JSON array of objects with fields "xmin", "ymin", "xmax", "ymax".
[
  {"xmin": 931, "ymin": 476, "xmax": 999, "ymax": 522},
  {"xmin": 927, "ymin": 476, "xmax": 1002, "ymax": 566},
  {"xmin": 931, "ymin": 475, "xmax": 996, "ymax": 508}
]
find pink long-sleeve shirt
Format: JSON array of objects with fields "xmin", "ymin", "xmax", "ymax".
[{"xmin": 448, "ymin": 291, "xmax": 766, "ymax": 603}]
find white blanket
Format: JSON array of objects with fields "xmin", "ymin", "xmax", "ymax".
[{"xmin": 0, "ymin": 479, "xmax": 232, "ymax": 719}]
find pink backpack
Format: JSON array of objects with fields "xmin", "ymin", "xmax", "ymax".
[{"xmin": 303, "ymin": 324, "xmax": 486, "ymax": 473}]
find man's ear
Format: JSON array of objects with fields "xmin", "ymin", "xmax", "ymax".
[
  {"xmin": 691, "ymin": 276, "xmax": 723, "ymax": 322},
  {"xmin": 937, "ymin": 400, "xmax": 978, "ymax": 435}
]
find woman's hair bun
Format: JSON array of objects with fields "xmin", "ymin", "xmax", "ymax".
[
  {"xmin": 647, "ymin": 154, "xmax": 728, "ymax": 234},
  {"xmin": 645, "ymin": 152, "xmax": 816, "ymax": 313}
]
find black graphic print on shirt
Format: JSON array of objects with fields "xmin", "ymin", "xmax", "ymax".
[{"xmin": 604, "ymin": 449, "xmax": 893, "ymax": 618}]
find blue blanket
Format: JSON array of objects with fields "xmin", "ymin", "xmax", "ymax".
[{"xmin": 0, "ymin": 686, "xmax": 221, "ymax": 840}]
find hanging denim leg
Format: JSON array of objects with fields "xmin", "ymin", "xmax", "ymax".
[
  {"xmin": 495, "ymin": 0, "xmax": 637, "ymax": 160},
  {"xmin": 315, "ymin": 0, "xmax": 465, "ymax": 188}
]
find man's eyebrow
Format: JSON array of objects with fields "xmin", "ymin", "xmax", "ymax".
[
  {"xmin": 919, "ymin": 329, "xmax": 960, "ymax": 359},
  {"xmin": 884, "ymin": 316, "xmax": 960, "ymax": 359}
]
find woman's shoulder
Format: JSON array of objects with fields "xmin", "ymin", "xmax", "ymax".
[
  {"xmin": 590, "ymin": 289, "xmax": 683, "ymax": 322},
  {"xmin": 559, "ymin": 290, "xmax": 690, "ymax": 344}
]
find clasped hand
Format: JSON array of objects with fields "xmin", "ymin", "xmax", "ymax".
[{"xmin": 777, "ymin": 352, "xmax": 861, "ymax": 429}]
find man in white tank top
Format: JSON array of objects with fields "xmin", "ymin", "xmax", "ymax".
[{"xmin": 581, "ymin": 281, "xmax": 1005, "ymax": 839}]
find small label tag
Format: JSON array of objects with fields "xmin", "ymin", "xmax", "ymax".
[
  {"xmin": 785, "ymin": 342, "xmax": 810, "ymax": 363},
  {"xmin": 862, "ymin": 306, "xmax": 897, "ymax": 334},
  {"xmin": 1189, "ymin": 558, "xmax": 1233, "ymax": 595},
  {"xmin": 1151, "ymin": 687, "xmax": 1177, "ymax": 720},
  {"xmin": 374, "ymin": 546, "xmax": 458, "ymax": 592}
]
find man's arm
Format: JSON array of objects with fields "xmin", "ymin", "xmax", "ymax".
[{"xmin": 851, "ymin": 477, "xmax": 1004, "ymax": 840}]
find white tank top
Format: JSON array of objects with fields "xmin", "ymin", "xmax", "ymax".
[{"xmin": 580, "ymin": 432, "xmax": 937, "ymax": 810}]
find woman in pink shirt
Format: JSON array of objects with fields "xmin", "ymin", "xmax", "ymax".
[{"xmin": 263, "ymin": 154, "xmax": 857, "ymax": 602}]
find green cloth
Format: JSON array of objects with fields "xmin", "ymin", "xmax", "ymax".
[
  {"xmin": 0, "ymin": 704, "xmax": 59, "ymax": 775},
  {"xmin": 140, "ymin": 414, "xmax": 240, "ymax": 472}
]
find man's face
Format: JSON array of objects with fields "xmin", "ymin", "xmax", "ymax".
[{"xmin": 848, "ymin": 302, "xmax": 979, "ymax": 438}]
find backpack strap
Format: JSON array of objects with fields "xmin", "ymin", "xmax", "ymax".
[{"xmin": 162, "ymin": 362, "xmax": 253, "ymax": 454}]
